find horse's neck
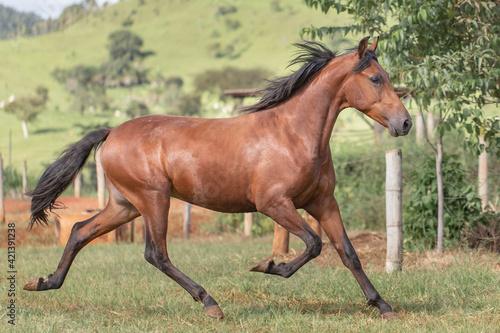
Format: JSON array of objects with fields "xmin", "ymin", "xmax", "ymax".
[{"xmin": 275, "ymin": 65, "xmax": 347, "ymax": 156}]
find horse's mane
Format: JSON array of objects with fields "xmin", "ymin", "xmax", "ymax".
[
  {"xmin": 240, "ymin": 41, "xmax": 337, "ymax": 113},
  {"xmin": 240, "ymin": 41, "xmax": 379, "ymax": 113}
]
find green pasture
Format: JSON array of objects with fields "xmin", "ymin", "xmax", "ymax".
[
  {"xmin": 0, "ymin": 0, "xmax": 351, "ymax": 104},
  {"xmin": 1, "ymin": 238, "xmax": 498, "ymax": 332},
  {"xmin": 0, "ymin": 0, "xmax": 356, "ymax": 178}
]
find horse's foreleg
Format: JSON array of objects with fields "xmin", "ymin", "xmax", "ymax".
[
  {"xmin": 306, "ymin": 197, "xmax": 397, "ymax": 320},
  {"xmin": 140, "ymin": 193, "xmax": 223, "ymax": 319},
  {"xmin": 24, "ymin": 197, "xmax": 139, "ymax": 291},
  {"xmin": 250, "ymin": 199, "xmax": 322, "ymax": 278}
]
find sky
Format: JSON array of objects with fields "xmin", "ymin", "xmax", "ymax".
[{"xmin": 0, "ymin": 0, "xmax": 119, "ymax": 19}]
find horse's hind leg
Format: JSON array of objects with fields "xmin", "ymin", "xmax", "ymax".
[
  {"xmin": 305, "ymin": 197, "xmax": 397, "ymax": 320},
  {"xmin": 140, "ymin": 190, "xmax": 223, "ymax": 319},
  {"xmin": 24, "ymin": 183, "xmax": 140, "ymax": 291}
]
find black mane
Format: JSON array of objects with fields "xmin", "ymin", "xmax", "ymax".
[
  {"xmin": 241, "ymin": 41, "xmax": 379, "ymax": 113},
  {"xmin": 240, "ymin": 41, "xmax": 337, "ymax": 113}
]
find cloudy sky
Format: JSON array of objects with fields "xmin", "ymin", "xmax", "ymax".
[{"xmin": 0, "ymin": 0, "xmax": 119, "ymax": 19}]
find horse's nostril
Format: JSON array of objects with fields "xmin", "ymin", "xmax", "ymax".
[{"xmin": 403, "ymin": 119, "xmax": 411, "ymax": 132}]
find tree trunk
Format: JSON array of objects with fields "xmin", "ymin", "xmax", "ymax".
[
  {"xmin": 74, "ymin": 172, "xmax": 82, "ymax": 198},
  {"xmin": 373, "ymin": 122, "xmax": 385, "ymax": 146},
  {"xmin": 436, "ymin": 110, "xmax": 444, "ymax": 254},
  {"xmin": 22, "ymin": 120, "xmax": 29, "ymax": 138},
  {"xmin": 415, "ymin": 111, "xmax": 425, "ymax": 144},
  {"xmin": 478, "ymin": 135, "xmax": 488, "ymax": 211},
  {"xmin": 427, "ymin": 111, "xmax": 435, "ymax": 140}
]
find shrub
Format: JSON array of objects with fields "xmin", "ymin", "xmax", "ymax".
[
  {"xmin": 332, "ymin": 148, "xmax": 386, "ymax": 231},
  {"xmin": 464, "ymin": 208, "xmax": 500, "ymax": 252},
  {"xmin": 403, "ymin": 153, "xmax": 482, "ymax": 250}
]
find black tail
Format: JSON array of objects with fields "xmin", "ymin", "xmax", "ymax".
[{"xmin": 27, "ymin": 128, "xmax": 111, "ymax": 228}]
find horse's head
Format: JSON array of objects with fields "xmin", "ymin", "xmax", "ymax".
[{"xmin": 341, "ymin": 37, "xmax": 412, "ymax": 137}]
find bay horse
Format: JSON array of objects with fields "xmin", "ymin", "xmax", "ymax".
[{"xmin": 24, "ymin": 37, "xmax": 412, "ymax": 320}]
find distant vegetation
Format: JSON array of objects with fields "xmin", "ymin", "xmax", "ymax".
[
  {"xmin": 0, "ymin": 0, "xmax": 99, "ymax": 39},
  {"xmin": 51, "ymin": 30, "xmax": 152, "ymax": 113},
  {"xmin": 2, "ymin": 86, "xmax": 49, "ymax": 138},
  {"xmin": 0, "ymin": 4, "xmax": 42, "ymax": 39},
  {"xmin": 194, "ymin": 67, "xmax": 270, "ymax": 99}
]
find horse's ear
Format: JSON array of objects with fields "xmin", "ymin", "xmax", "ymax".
[
  {"xmin": 357, "ymin": 36, "xmax": 370, "ymax": 59},
  {"xmin": 368, "ymin": 36, "xmax": 379, "ymax": 52}
]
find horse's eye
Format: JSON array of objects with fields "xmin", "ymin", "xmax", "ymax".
[{"xmin": 370, "ymin": 76, "xmax": 382, "ymax": 84}]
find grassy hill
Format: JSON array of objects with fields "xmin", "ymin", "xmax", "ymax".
[{"xmin": 0, "ymin": 0, "xmax": 357, "ymax": 177}]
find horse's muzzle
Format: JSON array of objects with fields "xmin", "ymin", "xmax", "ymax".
[{"xmin": 389, "ymin": 117, "xmax": 412, "ymax": 137}]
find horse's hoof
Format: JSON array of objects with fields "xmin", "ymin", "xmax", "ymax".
[
  {"xmin": 204, "ymin": 305, "xmax": 224, "ymax": 319},
  {"xmin": 23, "ymin": 277, "xmax": 44, "ymax": 291},
  {"xmin": 249, "ymin": 259, "xmax": 274, "ymax": 273},
  {"xmin": 381, "ymin": 311, "xmax": 399, "ymax": 320}
]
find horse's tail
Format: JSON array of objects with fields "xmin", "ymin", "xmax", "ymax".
[{"xmin": 27, "ymin": 128, "xmax": 111, "ymax": 228}]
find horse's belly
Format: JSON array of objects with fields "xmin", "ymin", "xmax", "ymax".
[
  {"xmin": 168, "ymin": 165, "xmax": 256, "ymax": 213},
  {"xmin": 170, "ymin": 187, "xmax": 256, "ymax": 213}
]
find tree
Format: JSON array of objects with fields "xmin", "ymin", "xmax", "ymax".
[
  {"xmin": 100, "ymin": 30, "xmax": 152, "ymax": 87},
  {"xmin": 302, "ymin": 0, "xmax": 499, "ymax": 253},
  {"xmin": 2, "ymin": 86, "xmax": 49, "ymax": 138},
  {"xmin": 125, "ymin": 99, "xmax": 149, "ymax": 118},
  {"xmin": 51, "ymin": 65, "xmax": 109, "ymax": 113},
  {"xmin": 107, "ymin": 30, "xmax": 145, "ymax": 62}
]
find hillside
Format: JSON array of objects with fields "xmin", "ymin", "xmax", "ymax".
[
  {"xmin": 0, "ymin": 0, "xmax": 355, "ymax": 176},
  {"xmin": 0, "ymin": 4, "xmax": 42, "ymax": 39},
  {"xmin": 0, "ymin": 0, "xmax": 352, "ymax": 104}
]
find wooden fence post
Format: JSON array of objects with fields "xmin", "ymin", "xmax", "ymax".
[
  {"xmin": 0, "ymin": 153, "xmax": 5, "ymax": 223},
  {"xmin": 8, "ymin": 130, "xmax": 12, "ymax": 169},
  {"xmin": 130, "ymin": 219, "xmax": 135, "ymax": 243},
  {"xmin": 96, "ymin": 147, "xmax": 106, "ymax": 209},
  {"xmin": 272, "ymin": 224, "xmax": 289, "ymax": 256},
  {"xmin": 244, "ymin": 212, "xmax": 253, "ymax": 237},
  {"xmin": 385, "ymin": 149, "xmax": 403, "ymax": 273},
  {"xmin": 184, "ymin": 202, "xmax": 192, "ymax": 239},
  {"xmin": 478, "ymin": 135, "xmax": 488, "ymax": 210},
  {"xmin": 22, "ymin": 160, "xmax": 28, "ymax": 195}
]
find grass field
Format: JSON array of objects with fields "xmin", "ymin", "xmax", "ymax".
[{"xmin": 2, "ymin": 237, "xmax": 499, "ymax": 332}]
